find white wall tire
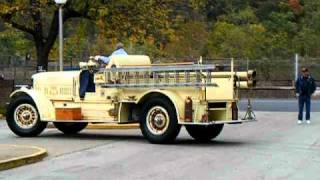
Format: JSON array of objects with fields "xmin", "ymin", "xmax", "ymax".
[
  {"xmin": 146, "ymin": 106, "xmax": 170, "ymax": 136},
  {"xmin": 6, "ymin": 96, "xmax": 47, "ymax": 137},
  {"xmin": 14, "ymin": 104, "xmax": 39, "ymax": 130},
  {"xmin": 140, "ymin": 97, "xmax": 181, "ymax": 144}
]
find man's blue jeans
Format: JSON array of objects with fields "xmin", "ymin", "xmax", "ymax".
[{"xmin": 298, "ymin": 95, "xmax": 311, "ymax": 120}]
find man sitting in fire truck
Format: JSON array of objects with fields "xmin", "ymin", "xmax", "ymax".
[
  {"xmin": 93, "ymin": 42, "xmax": 128, "ymax": 65},
  {"xmin": 79, "ymin": 60, "xmax": 97, "ymax": 99},
  {"xmin": 80, "ymin": 43, "xmax": 128, "ymax": 99}
]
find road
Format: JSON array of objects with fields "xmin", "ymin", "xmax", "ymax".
[
  {"xmin": 239, "ymin": 98, "xmax": 320, "ymax": 112},
  {"xmin": 0, "ymin": 111, "xmax": 320, "ymax": 180}
]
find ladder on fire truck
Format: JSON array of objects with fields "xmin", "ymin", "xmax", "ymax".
[{"xmin": 96, "ymin": 64, "xmax": 217, "ymax": 88}]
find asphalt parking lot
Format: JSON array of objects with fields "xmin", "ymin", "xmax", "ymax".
[
  {"xmin": 238, "ymin": 98, "xmax": 320, "ymax": 112},
  {"xmin": 0, "ymin": 111, "xmax": 320, "ymax": 180}
]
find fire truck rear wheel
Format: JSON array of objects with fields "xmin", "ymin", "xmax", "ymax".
[
  {"xmin": 140, "ymin": 98, "xmax": 181, "ymax": 144},
  {"xmin": 185, "ymin": 124, "xmax": 224, "ymax": 142},
  {"xmin": 53, "ymin": 122, "xmax": 88, "ymax": 135},
  {"xmin": 6, "ymin": 95, "xmax": 47, "ymax": 137}
]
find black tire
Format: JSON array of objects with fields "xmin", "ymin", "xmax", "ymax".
[
  {"xmin": 140, "ymin": 97, "xmax": 181, "ymax": 144},
  {"xmin": 53, "ymin": 122, "xmax": 88, "ymax": 135},
  {"xmin": 6, "ymin": 95, "xmax": 47, "ymax": 137},
  {"xmin": 185, "ymin": 124, "xmax": 224, "ymax": 142}
]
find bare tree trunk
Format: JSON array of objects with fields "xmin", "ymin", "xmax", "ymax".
[
  {"xmin": 0, "ymin": 2, "xmax": 91, "ymax": 72},
  {"xmin": 35, "ymin": 45, "xmax": 49, "ymax": 71}
]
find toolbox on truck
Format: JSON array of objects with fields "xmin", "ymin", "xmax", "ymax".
[{"xmin": 55, "ymin": 107, "xmax": 82, "ymax": 120}]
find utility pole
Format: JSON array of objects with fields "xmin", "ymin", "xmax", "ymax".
[{"xmin": 54, "ymin": 0, "xmax": 67, "ymax": 71}]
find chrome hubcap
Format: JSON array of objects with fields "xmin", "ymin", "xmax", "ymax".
[
  {"xmin": 14, "ymin": 104, "xmax": 38, "ymax": 129},
  {"xmin": 146, "ymin": 106, "xmax": 170, "ymax": 135}
]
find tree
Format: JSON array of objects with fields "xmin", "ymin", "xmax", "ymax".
[
  {"xmin": 0, "ymin": 0, "xmax": 175, "ymax": 70},
  {"xmin": 292, "ymin": 0, "xmax": 320, "ymax": 57},
  {"xmin": 0, "ymin": 0, "xmax": 96, "ymax": 70},
  {"xmin": 191, "ymin": 0, "xmax": 252, "ymax": 21},
  {"xmin": 164, "ymin": 21, "xmax": 209, "ymax": 59},
  {"xmin": 206, "ymin": 7, "xmax": 269, "ymax": 59},
  {"xmin": 0, "ymin": 24, "xmax": 32, "ymax": 57}
]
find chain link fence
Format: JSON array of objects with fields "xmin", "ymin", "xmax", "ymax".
[{"xmin": 0, "ymin": 55, "xmax": 87, "ymax": 85}]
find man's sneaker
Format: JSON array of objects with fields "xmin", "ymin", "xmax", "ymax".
[
  {"xmin": 297, "ymin": 120, "xmax": 303, "ymax": 124},
  {"xmin": 306, "ymin": 120, "xmax": 311, "ymax": 124}
]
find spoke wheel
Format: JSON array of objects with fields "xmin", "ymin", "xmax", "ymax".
[
  {"xmin": 14, "ymin": 104, "xmax": 38, "ymax": 129},
  {"xmin": 140, "ymin": 97, "xmax": 181, "ymax": 144},
  {"xmin": 6, "ymin": 96, "xmax": 47, "ymax": 137},
  {"xmin": 146, "ymin": 106, "xmax": 170, "ymax": 135}
]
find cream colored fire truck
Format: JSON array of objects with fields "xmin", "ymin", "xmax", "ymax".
[{"xmin": 6, "ymin": 55, "xmax": 256, "ymax": 143}]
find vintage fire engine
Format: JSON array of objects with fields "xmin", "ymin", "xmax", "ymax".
[{"xmin": 6, "ymin": 55, "xmax": 256, "ymax": 143}]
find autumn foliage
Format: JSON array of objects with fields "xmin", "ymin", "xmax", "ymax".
[
  {"xmin": 0, "ymin": 0, "xmax": 320, "ymax": 66},
  {"xmin": 289, "ymin": 0, "xmax": 303, "ymax": 14}
]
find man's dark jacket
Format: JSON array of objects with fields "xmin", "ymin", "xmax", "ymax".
[{"xmin": 295, "ymin": 75, "xmax": 316, "ymax": 96}]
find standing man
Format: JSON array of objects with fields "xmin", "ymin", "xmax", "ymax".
[
  {"xmin": 295, "ymin": 68, "xmax": 316, "ymax": 124},
  {"xmin": 93, "ymin": 43, "xmax": 128, "ymax": 64}
]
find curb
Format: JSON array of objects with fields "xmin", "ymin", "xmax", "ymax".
[
  {"xmin": 48, "ymin": 123, "xmax": 139, "ymax": 130},
  {"xmin": 0, "ymin": 145, "xmax": 47, "ymax": 171}
]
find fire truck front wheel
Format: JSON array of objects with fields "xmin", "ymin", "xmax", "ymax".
[
  {"xmin": 140, "ymin": 98, "xmax": 181, "ymax": 144},
  {"xmin": 53, "ymin": 122, "xmax": 88, "ymax": 135},
  {"xmin": 185, "ymin": 124, "xmax": 224, "ymax": 142},
  {"xmin": 6, "ymin": 95, "xmax": 48, "ymax": 137}
]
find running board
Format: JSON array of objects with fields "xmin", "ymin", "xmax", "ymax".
[
  {"xmin": 44, "ymin": 119, "xmax": 256, "ymax": 125},
  {"xmin": 42, "ymin": 119, "xmax": 119, "ymax": 123},
  {"xmin": 180, "ymin": 119, "xmax": 257, "ymax": 125}
]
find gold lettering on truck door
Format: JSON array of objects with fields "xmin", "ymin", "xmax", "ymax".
[{"xmin": 49, "ymin": 87, "xmax": 58, "ymax": 96}]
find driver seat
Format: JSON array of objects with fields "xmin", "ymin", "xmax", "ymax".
[{"xmin": 79, "ymin": 70, "xmax": 95, "ymax": 99}]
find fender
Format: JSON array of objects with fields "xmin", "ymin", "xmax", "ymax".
[
  {"xmin": 10, "ymin": 87, "xmax": 55, "ymax": 121},
  {"xmin": 135, "ymin": 89, "xmax": 184, "ymax": 122}
]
